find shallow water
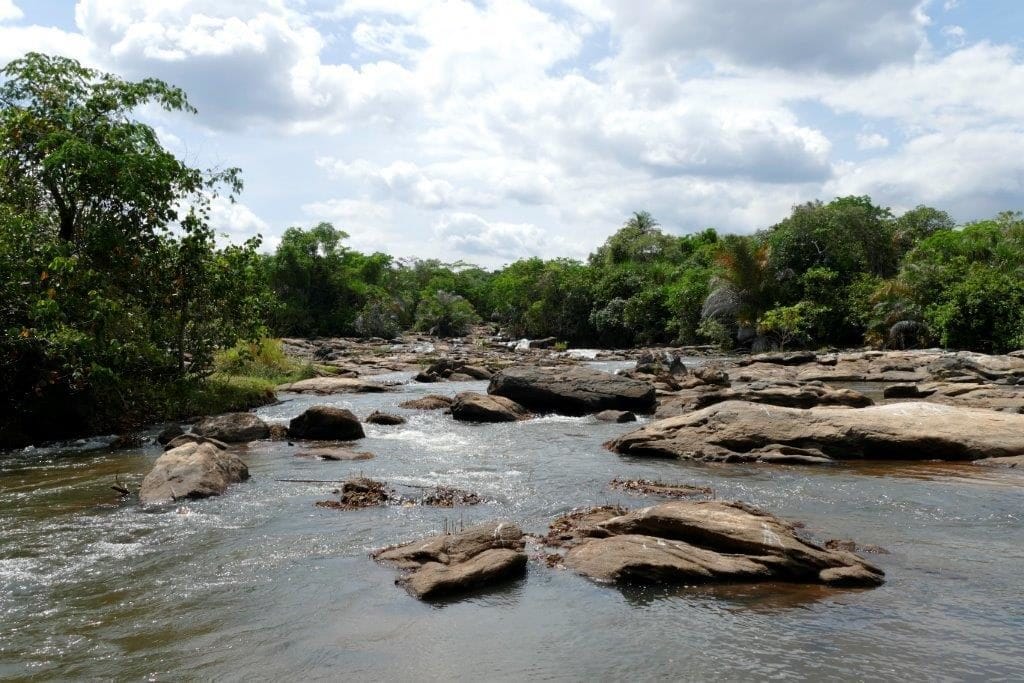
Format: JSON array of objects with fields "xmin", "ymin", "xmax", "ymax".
[{"xmin": 2, "ymin": 367, "xmax": 1023, "ymax": 680}]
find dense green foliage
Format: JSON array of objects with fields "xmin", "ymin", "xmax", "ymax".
[
  {"xmin": 3, "ymin": 52, "xmax": 1024, "ymax": 446},
  {"xmin": 0, "ymin": 54, "xmax": 266, "ymax": 445},
  {"xmin": 260, "ymin": 201, "xmax": 1024, "ymax": 355}
]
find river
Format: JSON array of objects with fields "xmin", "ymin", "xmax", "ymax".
[{"xmin": 2, "ymin": 361, "xmax": 1022, "ymax": 680}]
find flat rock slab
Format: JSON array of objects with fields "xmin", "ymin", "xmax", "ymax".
[
  {"xmin": 140, "ymin": 442, "xmax": 249, "ymax": 505},
  {"xmin": 192, "ymin": 412, "xmax": 269, "ymax": 443},
  {"xmin": 488, "ymin": 365, "xmax": 656, "ymax": 416},
  {"xmin": 656, "ymin": 382, "xmax": 872, "ymax": 418},
  {"xmin": 884, "ymin": 382, "xmax": 1024, "ymax": 413},
  {"xmin": 450, "ymin": 391, "xmax": 528, "ymax": 422},
  {"xmin": 608, "ymin": 400, "xmax": 1024, "ymax": 464},
  {"xmin": 374, "ymin": 521, "xmax": 526, "ymax": 599},
  {"xmin": 277, "ymin": 377, "xmax": 391, "ymax": 394},
  {"xmin": 554, "ymin": 501, "xmax": 884, "ymax": 588}
]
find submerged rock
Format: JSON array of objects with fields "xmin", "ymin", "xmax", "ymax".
[
  {"xmin": 289, "ymin": 406, "xmax": 365, "ymax": 441},
  {"xmin": 420, "ymin": 486, "xmax": 483, "ymax": 507},
  {"xmin": 140, "ymin": 442, "xmax": 249, "ymax": 505},
  {"xmin": 399, "ymin": 395, "xmax": 454, "ymax": 410},
  {"xmin": 295, "ymin": 447, "xmax": 374, "ymax": 461},
  {"xmin": 608, "ymin": 478, "xmax": 713, "ymax": 498},
  {"xmin": 374, "ymin": 521, "xmax": 527, "ymax": 599},
  {"xmin": 193, "ymin": 412, "xmax": 270, "ymax": 443},
  {"xmin": 276, "ymin": 377, "xmax": 391, "ymax": 394},
  {"xmin": 595, "ymin": 409, "xmax": 637, "ymax": 423},
  {"xmin": 316, "ymin": 477, "xmax": 391, "ymax": 509},
  {"xmin": 608, "ymin": 400, "xmax": 1024, "ymax": 464},
  {"xmin": 488, "ymin": 365, "xmax": 656, "ymax": 416},
  {"xmin": 552, "ymin": 500, "xmax": 884, "ymax": 588},
  {"xmin": 450, "ymin": 391, "xmax": 528, "ymax": 422},
  {"xmin": 365, "ymin": 410, "xmax": 407, "ymax": 425}
]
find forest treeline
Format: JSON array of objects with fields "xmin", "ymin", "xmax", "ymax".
[{"xmin": 2, "ymin": 53, "xmax": 1023, "ymax": 443}]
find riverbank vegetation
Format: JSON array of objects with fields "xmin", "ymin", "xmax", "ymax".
[{"xmin": 2, "ymin": 52, "xmax": 1023, "ymax": 445}]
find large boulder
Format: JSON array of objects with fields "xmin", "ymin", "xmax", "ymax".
[
  {"xmin": 192, "ymin": 412, "xmax": 270, "ymax": 443},
  {"xmin": 556, "ymin": 501, "xmax": 883, "ymax": 588},
  {"xmin": 883, "ymin": 382, "xmax": 1024, "ymax": 413},
  {"xmin": 374, "ymin": 521, "xmax": 527, "ymax": 599},
  {"xmin": 139, "ymin": 442, "xmax": 249, "ymax": 505},
  {"xmin": 288, "ymin": 406, "xmax": 365, "ymax": 440},
  {"xmin": 608, "ymin": 400, "xmax": 1024, "ymax": 464},
  {"xmin": 450, "ymin": 391, "xmax": 528, "ymax": 423},
  {"xmin": 488, "ymin": 365, "xmax": 656, "ymax": 416},
  {"xmin": 276, "ymin": 377, "xmax": 390, "ymax": 394},
  {"xmin": 655, "ymin": 381, "xmax": 873, "ymax": 418}
]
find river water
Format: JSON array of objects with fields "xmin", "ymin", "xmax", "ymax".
[{"xmin": 2, "ymin": 362, "xmax": 1022, "ymax": 680}]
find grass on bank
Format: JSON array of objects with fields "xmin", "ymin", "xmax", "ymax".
[{"xmin": 172, "ymin": 338, "xmax": 316, "ymax": 419}]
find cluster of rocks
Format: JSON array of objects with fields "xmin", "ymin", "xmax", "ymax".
[
  {"xmin": 414, "ymin": 358, "xmax": 494, "ymax": 383},
  {"xmin": 372, "ymin": 499, "xmax": 885, "ymax": 600},
  {"xmin": 315, "ymin": 478, "xmax": 484, "ymax": 511}
]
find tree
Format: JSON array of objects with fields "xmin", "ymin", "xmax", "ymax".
[
  {"xmin": 0, "ymin": 53, "xmax": 264, "ymax": 444},
  {"xmin": 702, "ymin": 235, "xmax": 776, "ymax": 344},
  {"xmin": 414, "ymin": 291, "xmax": 479, "ymax": 337}
]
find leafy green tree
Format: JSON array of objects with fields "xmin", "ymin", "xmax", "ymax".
[
  {"xmin": 414, "ymin": 290, "xmax": 479, "ymax": 337},
  {"xmin": 0, "ymin": 53, "xmax": 265, "ymax": 444},
  {"xmin": 702, "ymin": 235, "xmax": 776, "ymax": 343}
]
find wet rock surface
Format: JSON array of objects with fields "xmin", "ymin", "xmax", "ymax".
[
  {"xmin": 163, "ymin": 434, "xmax": 228, "ymax": 451},
  {"xmin": 316, "ymin": 477, "xmax": 392, "ymax": 509},
  {"xmin": 608, "ymin": 400, "xmax": 1024, "ymax": 464},
  {"xmin": 295, "ymin": 446, "xmax": 375, "ymax": 461},
  {"xmin": 192, "ymin": 412, "xmax": 270, "ymax": 443},
  {"xmin": 549, "ymin": 500, "xmax": 884, "ymax": 588},
  {"xmin": 364, "ymin": 410, "xmax": 407, "ymax": 425},
  {"xmin": 883, "ymin": 382, "xmax": 1024, "ymax": 413},
  {"xmin": 288, "ymin": 406, "xmax": 365, "ymax": 441},
  {"xmin": 140, "ymin": 442, "xmax": 249, "ymax": 505},
  {"xmin": 373, "ymin": 521, "xmax": 527, "ymax": 599},
  {"xmin": 595, "ymin": 409, "xmax": 637, "ymax": 423},
  {"xmin": 488, "ymin": 364, "xmax": 656, "ymax": 416},
  {"xmin": 450, "ymin": 391, "xmax": 529, "ymax": 422},
  {"xmin": 399, "ymin": 395, "xmax": 454, "ymax": 410}
]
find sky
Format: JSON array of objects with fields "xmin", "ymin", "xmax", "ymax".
[{"xmin": 1, "ymin": 0, "xmax": 1023, "ymax": 267}]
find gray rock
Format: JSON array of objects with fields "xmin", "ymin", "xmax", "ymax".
[
  {"xmin": 140, "ymin": 442, "xmax": 249, "ymax": 505},
  {"xmin": 365, "ymin": 410, "xmax": 407, "ymax": 425},
  {"xmin": 193, "ymin": 412, "xmax": 269, "ymax": 443},
  {"xmin": 288, "ymin": 406, "xmax": 365, "ymax": 440},
  {"xmin": 488, "ymin": 365, "xmax": 656, "ymax": 416}
]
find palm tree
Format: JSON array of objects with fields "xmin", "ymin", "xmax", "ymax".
[{"xmin": 701, "ymin": 236, "xmax": 776, "ymax": 344}]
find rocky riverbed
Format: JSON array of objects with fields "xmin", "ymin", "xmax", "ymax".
[{"xmin": 1, "ymin": 337, "xmax": 1022, "ymax": 679}]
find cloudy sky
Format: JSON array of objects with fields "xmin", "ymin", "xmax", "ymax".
[{"xmin": 2, "ymin": 1, "xmax": 1022, "ymax": 266}]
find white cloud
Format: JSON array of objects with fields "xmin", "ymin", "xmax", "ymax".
[
  {"xmin": 207, "ymin": 196, "xmax": 269, "ymax": 239},
  {"xmin": 0, "ymin": 0, "xmax": 22, "ymax": 23},
  {"xmin": 856, "ymin": 132, "xmax": 890, "ymax": 150},
  {"xmin": 829, "ymin": 127, "xmax": 1024, "ymax": 216},
  {"xmin": 942, "ymin": 24, "xmax": 966, "ymax": 48},
  {"xmin": 604, "ymin": 0, "xmax": 929, "ymax": 75},
  {"xmin": 433, "ymin": 212, "xmax": 582, "ymax": 263}
]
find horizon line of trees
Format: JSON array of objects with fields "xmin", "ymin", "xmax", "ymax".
[{"xmin": 262, "ymin": 201, "xmax": 1024, "ymax": 355}]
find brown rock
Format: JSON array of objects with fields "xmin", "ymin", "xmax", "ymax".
[
  {"xmin": 289, "ymin": 406, "xmax": 365, "ymax": 440},
  {"xmin": 296, "ymin": 447, "xmax": 375, "ymax": 461},
  {"xmin": 374, "ymin": 521, "xmax": 527, "ymax": 599},
  {"xmin": 140, "ymin": 442, "xmax": 249, "ymax": 505},
  {"xmin": 608, "ymin": 400, "xmax": 1024, "ymax": 464},
  {"xmin": 365, "ymin": 410, "xmax": 407, "ymax": 425},
  {"xmin": 399, "ymin": 395, "xmax": 454, "ymax": 410},
  {"xmin": 608, "ymin": 478, "xmax": 712, "ymax": 498},
  {"xmin": 450, "ymin": 391, "xmax": 528, "ymax": 422},
  {"xmin": 656, "ymin": 381, "xmax": 873, "ymax": 418},
  {"xmin": 163, "ymin": 434, "xmax": 228, "ymax": 451},
  {"xmin": 316, "ymin": 477, "xmax": 391, "ymax": 509},
  {"xmin": 193, "ymin": 412, "xmax": 270, "ymax": 443},
  {"xmin": 595, "ymin": 410, "xmax": 637, "ymax": 423},
  {"xmin": 557, "ymin": 500, "xmax": 884, "ymax": 588},
  {"xmin": 277, "ymin": 377, "xmax": 391, "ymax": 394}
]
